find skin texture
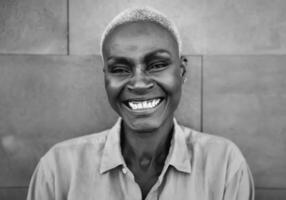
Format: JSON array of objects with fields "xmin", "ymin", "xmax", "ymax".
[{"xmin": 102, "ymin": 21, "xmax": 187, "ymax": 199}]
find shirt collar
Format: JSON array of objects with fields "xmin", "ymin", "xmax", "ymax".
[
  {"xmin": 100, "ymin": 118, "xmax": 124, "ymax": 174},
  {"xmin": 167, "ymin": 119, "xmax": 192, "ymax": 173},
  {"xmin": 99, "ymin": 118, "xmax": 192, "ymax": 174}
]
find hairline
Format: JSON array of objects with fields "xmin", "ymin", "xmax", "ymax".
[
  {"xmin": 102, "ymin": 21, "xmax": 180, "ymax": 60},
  {"xmin": 100, "ymin": 7, "xmax": 182, "ymax": 60}
]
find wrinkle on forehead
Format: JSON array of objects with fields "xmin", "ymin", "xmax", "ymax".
[{"xmin": 127, "ymin": 22, "xmax": 153, "ymax": 35}]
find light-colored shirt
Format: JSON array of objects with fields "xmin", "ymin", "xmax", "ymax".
[{"xmin": 27, "ymin": 118, "xmax": 254, "ymax": 200}]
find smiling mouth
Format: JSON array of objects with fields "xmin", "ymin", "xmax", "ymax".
[{"xmin": 124, "ymin": 98, "xmax": 164, "ymax": 111}]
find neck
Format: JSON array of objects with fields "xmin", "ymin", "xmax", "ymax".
[{"xmin": 121, "ymin": 118, "xmax": 174, "ymax": 161}]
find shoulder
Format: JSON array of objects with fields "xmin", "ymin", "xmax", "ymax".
[
  {"xmin": 180, "ymin": 125, "xmax": 250, "ymax": 182},
  {"xmin": 53, "ymin": 130, "xmax": 108, "ymax": 151},
  {"xmin": 180, "ymin": 125, "xmax": 238, "ymax": 149},
  {"xmin": 179, "ymin": 124, "xmax": 246, "ymax": 166},
  {"xmin": 40, "ymin": 129, "xmax": 110, "ymax": 166}
]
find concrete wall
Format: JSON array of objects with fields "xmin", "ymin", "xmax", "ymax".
[{"xmin": 0, "ymin": 0, "xmax": 286, "ymax": 199}]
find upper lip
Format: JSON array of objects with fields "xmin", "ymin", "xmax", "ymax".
[{"xmin": 122, "ymin": 97, "xmax": 164, "ymax": 102}]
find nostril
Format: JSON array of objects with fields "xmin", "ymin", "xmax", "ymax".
[
  {"xmin": 127, "ymin": 71, "xmax": 154, "ymax": 92},
  {"xmin": 127, "ymin": 81, "xmax": 154, "ymax": 92}
]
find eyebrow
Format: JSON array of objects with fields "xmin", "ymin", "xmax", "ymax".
[
  {"xmin": 106, "ymin": 49, "xmax": 172, "ymax": 64},
  {"xmin": 106, "ymin": 57, "xmax": 133, "ymax": 65},
  {"xmin": 144, "ymin": 49, "xmax": 172, "ymax": 62}
]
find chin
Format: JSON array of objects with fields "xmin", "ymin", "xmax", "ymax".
[{"xmin": 127, "ymin": 119, "xmax": 161, "ymax": 133}]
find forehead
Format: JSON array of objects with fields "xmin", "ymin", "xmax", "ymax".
[{"xmin": 102, "ymin": 21, "xmax": 179, "ymax": 59}]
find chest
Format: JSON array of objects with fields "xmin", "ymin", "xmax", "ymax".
[
  {"xmin": 66, "ymin": 169, "xmax": 211, "ymax": 200},
  {"xmin": 127, "ymin": 157, "xmax": 164, "ymax": 199}
]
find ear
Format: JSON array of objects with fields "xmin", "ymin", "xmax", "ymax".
[{"xmin": 180, "ymin": 55, "xmax": 187, "ymax": 79}]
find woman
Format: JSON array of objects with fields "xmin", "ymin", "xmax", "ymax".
[{"xmin": 27, "ymin": 7, "xmax": 254, "ymax": 200}]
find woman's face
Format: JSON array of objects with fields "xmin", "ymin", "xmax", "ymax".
[{"xmin": 102, "ymin": 22, "xmax": 186, "ymax": 133}]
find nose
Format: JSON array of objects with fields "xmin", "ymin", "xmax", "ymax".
[{"xmin": 127, "ymin": 68, "xmax": 153, "ymax": 93}]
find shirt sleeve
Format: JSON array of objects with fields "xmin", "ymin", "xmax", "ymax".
[
  {"xmin": 223, "ymin": 156, "xmax": 255, "ymax": 200},
  {"xmin": 26, "ymin": 158, "xmax": 55, "ymax": 200}
]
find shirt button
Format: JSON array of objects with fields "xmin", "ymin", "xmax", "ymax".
[{"xmin": 122, "ymin": 167, "xmax": 127, "ymax": 174}]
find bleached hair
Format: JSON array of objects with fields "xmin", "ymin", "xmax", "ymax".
[{"xmin": 100, "ymin": 7, "xmax": 182, "ymax": 56}]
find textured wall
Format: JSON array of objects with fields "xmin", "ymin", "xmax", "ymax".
[
  {"xmin": 70, "ymin": 0, "xmax": 286, "ymax": 55},
  {"xmin": 0, "ymin": 0, "xmax": 286, "ymax": 199},
  {"xmin": 0, "ymin": 0, "xmax": 67, "ymax": 54},
  {"xmin": 203, "ymin": 56, "xmax": 286, "ymax": 188}
]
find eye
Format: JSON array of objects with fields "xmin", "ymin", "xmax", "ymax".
[
  {"xmin": 108, "ymin": 65, "xmax": 131, "ymax": 75},
  {"xmin": 147, "ymin": 61, "xmax": 169, "ymax": 72}
]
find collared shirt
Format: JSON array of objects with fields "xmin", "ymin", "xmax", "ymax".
[{"xmin": 27, "ymin": 118, "xmax": 254, "ymax": 200}]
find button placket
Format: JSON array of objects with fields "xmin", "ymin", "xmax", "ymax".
[{"xmin": 122, "ymin": 167, "xmax": 128, "ymax": 174}]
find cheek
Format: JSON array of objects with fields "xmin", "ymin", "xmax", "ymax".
[
  {"xmin": 104, "ymin": 75, "xmax": 128, "ymax": 102},
  {"xmin": 155, "ymin": 68, "xmax": 183, "ymax": 113},
  {"xmin": 157, "ymin": 68, "xmax": 183, "ymax": 95}
]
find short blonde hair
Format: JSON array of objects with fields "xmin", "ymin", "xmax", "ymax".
[{"xmin": 100, "ymin": 7, "xmax": 182, "ymax": 56}]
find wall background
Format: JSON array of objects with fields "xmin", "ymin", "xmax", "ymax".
[{"xmin": 0, "ymin": 0, "xmax": 286, "ymax": 199}]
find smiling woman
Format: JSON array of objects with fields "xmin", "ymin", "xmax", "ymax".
[
  {"xmin": 27, "ymin": 7, "xmax": 255, "ymax": 200},
  {"xmin": 103, "ymin": 21, "xmax": 185, "ymax": 135}
]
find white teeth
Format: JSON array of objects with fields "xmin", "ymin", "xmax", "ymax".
[{"xmin": 128, "ymin": 98, "xmax": 161, "ymax": 110}]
